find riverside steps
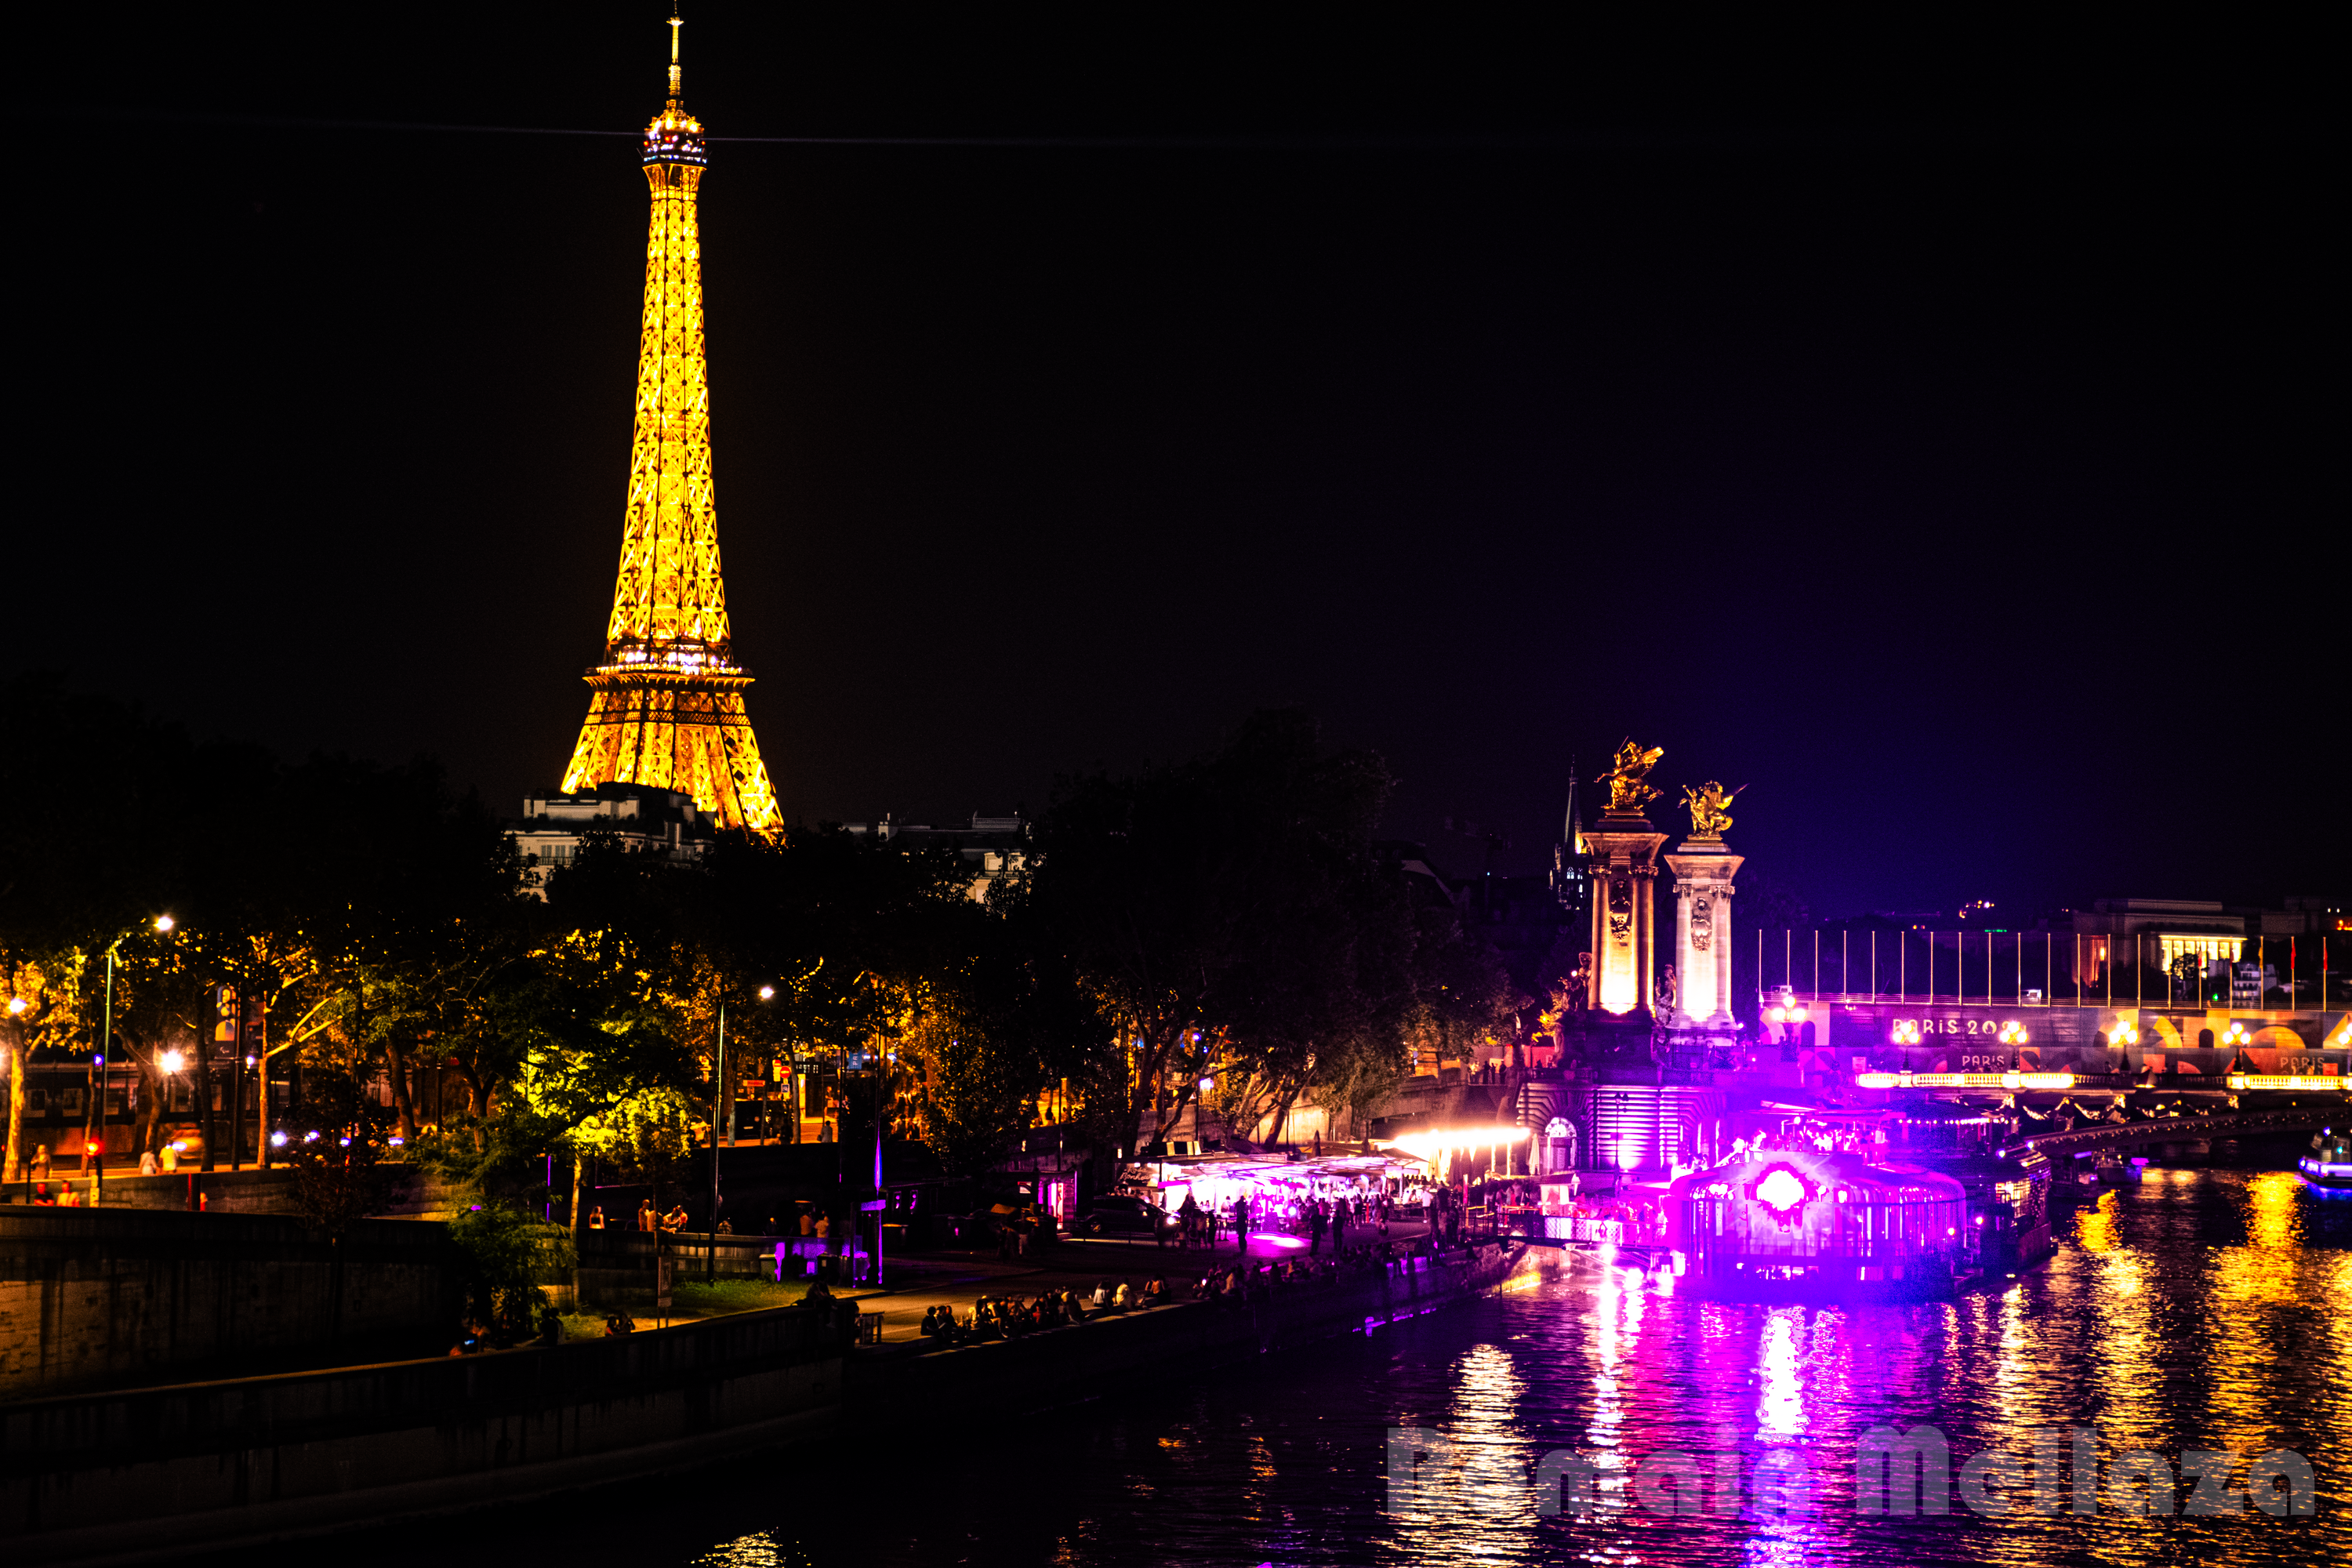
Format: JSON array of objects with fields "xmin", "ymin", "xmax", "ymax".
[{"xmin": 1, "ymin": 1236, "xmax": 1523, "ymax": 1563}]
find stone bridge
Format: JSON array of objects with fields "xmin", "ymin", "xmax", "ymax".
[{"xmin": 2005, "ymin": 1105, "xmax": 2339, "ymax": 1159}]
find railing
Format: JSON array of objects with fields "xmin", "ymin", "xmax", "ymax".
[
  {"xmin": 2002, "ymin": 1105, "xmax": 2340, "ymax": 1159},
  {"xmin": 1750, "ymin": 927, "xmax": 2350, "ymax": 1014}
]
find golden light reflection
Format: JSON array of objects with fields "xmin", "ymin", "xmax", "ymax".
[
  {"xmin": 1387, "ymin": 1343, "xmax": 1532, "ymax": 1559},
  {"xmin": 2199, "ymin": 1171, "xmax": 2345, "ymax": 1456},
  {"xmin": 2073, "ymin": 1189, "xmax": 2119, "ymax": 1254},
  {"xmin": 2244, "ymin": 1169, "xmax": 2301, "ymax": 1252}
]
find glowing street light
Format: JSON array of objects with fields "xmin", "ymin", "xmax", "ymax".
[{"xmin": 158, "ymin": 1049, "xmax": 184, "ymax": 1075}]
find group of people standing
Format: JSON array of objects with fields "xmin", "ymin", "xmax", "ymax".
[
  {"xmin": 1166, "ymin": 1188, "xmax": 1395, "ymax": 1254},
  {"xmin": 581, "ymin": 1200, "xmax": 692, "ymax": 1232}
]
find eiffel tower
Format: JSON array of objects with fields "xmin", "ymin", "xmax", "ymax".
[{"xmin": 560, "ymin": 9, "xmax": 782, "ymax": 833}]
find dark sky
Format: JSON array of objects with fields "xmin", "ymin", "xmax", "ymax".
[{"xmin": 25, "ymin": 5, "xmax": 2340, "ymax": 922}]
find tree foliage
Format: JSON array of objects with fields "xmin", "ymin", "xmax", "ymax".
[{"xmin": 1, "ymin": 677, "xmax": 1514, "ymax": 1198}]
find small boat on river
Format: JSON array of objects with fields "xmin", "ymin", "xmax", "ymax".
[{"xmin": 2298, "ymin": 1128, "xmax": 2352, "ymax": 1190}]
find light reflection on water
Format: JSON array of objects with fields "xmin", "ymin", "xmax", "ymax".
[{"xmin": 297, "ymin": 1158, "xmax": 2350, "ymax": 1568}]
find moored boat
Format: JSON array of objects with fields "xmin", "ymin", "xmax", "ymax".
[{"xmin": 2298, "ymin": 1128, "xmax": 2352, "ymax": 1190}]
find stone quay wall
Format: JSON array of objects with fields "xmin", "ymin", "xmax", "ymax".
[
  {"xmin": 0, "ymin": 1208, "xmax": 456, "ymax": 1402},
  {"xmin": 1, "ymin": 1166, "xmax": 467, "ymax": 1219},
  {"xmin": 2, "ymin": 1299, "xmax": 848, "ymax": 1564},
  {"xmin": 2, "ymin": 1240, "xmax": 1519, "ymax": 1563}
]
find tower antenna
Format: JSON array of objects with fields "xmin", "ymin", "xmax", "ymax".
[{"xmin": 667, "ymin": 5, "xmax": 684, "ymax": 105}]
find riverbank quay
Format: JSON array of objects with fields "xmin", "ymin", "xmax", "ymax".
[
  {"xmin": 0, "ymin": 1207, "xmax": 456, "ymax": 1402},
  {"xmin": 2, "ymin": 1236, "xmax": 1519, "ymax": 1563},
  {"xmin": 1, "ymin": 1167, "xmax": 466, "ymax": 1220},
  {"xmin": 824, "ymin": 1220, "xmax": 1443, "ymax": 1343},
  {"xmin": 1, "ymin": 1296, "xmax": 849, "ymax": 1566},
  {"xmin": 844, "ymin": 1238, "xmax": 1526, "ymax": 1431}
]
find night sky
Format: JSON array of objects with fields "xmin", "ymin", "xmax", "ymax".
[{"xmin": 28, "ymin": 6, "xmax": 2338, "ymax": 923}]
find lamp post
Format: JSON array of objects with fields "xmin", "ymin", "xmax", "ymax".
[
  {"xmin": 94, "ymin": 914, "xmax": 174, "ymax": 1205},
  {"xmin": 707, "ymin": 983, "xmax": 778, "ymax": 1282},
  {"xmin": 1766, "ymin": 990, "xmax": 1809, "ymax": 1064},
  {"xmin": 708, "ymin": 993, "xmax": 726, "ymax": 1282},
  {"xmin": 3, "ymin": 997, "xmax": 21, "ymax": 1183}
]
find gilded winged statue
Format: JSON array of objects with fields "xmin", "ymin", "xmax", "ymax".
[
  {"xmin": 1597, "ymin": 739, "xmax": 1664, "ymax": 814},
  {"xmin": 1682, "ymin": 780, "xmax": 1743, "ymax": 839}
]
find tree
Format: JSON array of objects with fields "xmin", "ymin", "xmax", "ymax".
[
  {"xmin": 281, "ymin": 1075, "xmax": 396, "ymax": 1238},
  {"xmin": 1033, "ymin": 709, "xmax": 1512, "ymax": 1157}
]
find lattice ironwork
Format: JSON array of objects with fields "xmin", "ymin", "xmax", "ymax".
[{"xmin": 561, "ymin": 15, "xmax": 781, "ymax": 833}]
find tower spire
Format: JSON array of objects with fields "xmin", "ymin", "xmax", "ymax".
[
  {"xmin": 559, "ymin": 13, "xmax": 781, "ymax": 833},
  {"xmin": 667, "ymin": 5, "xmax": 683, "ymax": 106}
]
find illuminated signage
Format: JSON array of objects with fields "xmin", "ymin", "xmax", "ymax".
[
  {"xmin": 1889, "ymin": 1017, "xmax": 2037, "ymax": 1039},
  {"xmin": 1854, "ymin": 1071, "xmax": 2077, "ymax": 1091}
]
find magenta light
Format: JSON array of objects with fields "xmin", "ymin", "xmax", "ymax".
[
  {"xmin": 1755, "ymin": 1168, "xmax": 1807, "ymax": 1214},
  {"xmin": 1744, "ymin": 1161, "xmax": 1819, "ymax": 1228}
]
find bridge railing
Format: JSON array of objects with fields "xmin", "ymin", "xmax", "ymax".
[{"xmin": 1748, "ymin": 927, "xmax": 2350, "ymax": 1014}]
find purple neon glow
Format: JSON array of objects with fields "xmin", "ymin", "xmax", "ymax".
[{"xmin": 1755, "ymin": 1167, "xmax": 1807, "ymax": 1214}]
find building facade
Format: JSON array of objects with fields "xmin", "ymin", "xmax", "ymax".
[{"xmin": 508, "ymin": 784, "xmax": 717, "ymax": 897}]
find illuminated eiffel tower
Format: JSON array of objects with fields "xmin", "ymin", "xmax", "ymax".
[{"xmin": 560, "ymin": 9, "xmax": 782, "ymax": 833}]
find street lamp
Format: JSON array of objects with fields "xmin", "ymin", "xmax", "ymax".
[
  {"xmin": 1767, "ymin": 1000, "xmax": 1809, "ymax": 1062},
  {"xmin": 93, "ymin": 914, "xmax": 177, "ymax": 1204},
  {"xmin": 708, "ymin": 980, "xmax": 780, "ymax": 1280}
]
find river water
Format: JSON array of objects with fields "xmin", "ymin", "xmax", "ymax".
[{"xmin": 303, "ymin": 1143, "xmax": 2349, "ymax": 1568}]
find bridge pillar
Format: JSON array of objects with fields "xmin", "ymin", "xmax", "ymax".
[
  {"xmin": 1667, "ymin": 839, "xmax": 1744, "ymax": 1031},
  {"xmin": 1587, "ymin": 816, "xmax": 1669, "ymax": 1024}
]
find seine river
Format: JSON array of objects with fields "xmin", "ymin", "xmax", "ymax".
[{"xmin": 304, "ymin": 1141, "xmax": 2347, "ymax": 1568}]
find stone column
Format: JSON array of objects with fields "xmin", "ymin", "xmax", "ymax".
[
  {"xmin": 1585, "ymin": 815, "xmax": 1669, "ymax": 1024},
  {"xmin": 1665, "ymin": 840, "xmax": 1744, "ymax": 1030}
]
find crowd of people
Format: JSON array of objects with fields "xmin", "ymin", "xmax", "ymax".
[{"xmin": 913, "ymin": 1227, "xmax": 1486, "ymax": 1348}]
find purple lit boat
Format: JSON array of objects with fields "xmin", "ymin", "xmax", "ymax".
[
  {"xmin": 1663, "ymin": 1150, "xmax": 2013, "ymax": 1301},
  {"xmin": 2298, "ymin": 1128, "xmax": 2352, "ymax": 1190}
]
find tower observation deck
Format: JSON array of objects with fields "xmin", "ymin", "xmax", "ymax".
[{"xmin": 561, "ymin": 9, "xmax": 782, "ymax": 833}]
